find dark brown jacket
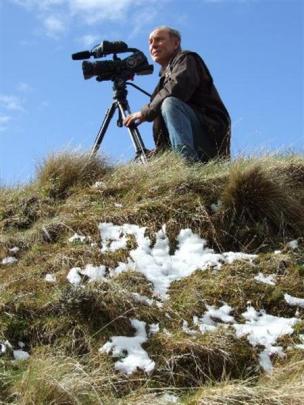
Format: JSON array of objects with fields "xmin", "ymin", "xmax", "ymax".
[{"xmin": 141, "ymin": 50, "xmax": 231, "ymax": 158}]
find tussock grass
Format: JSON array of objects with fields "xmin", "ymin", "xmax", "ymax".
[
  {"xmin": 35, "ymin": 151, "xmax": 109, "ymax": 199},
  {"xmin": 0, "ymin": 151, "xmax": 303, "ymax": 404},
  {"xmin": 9, "ymin": 351, "xmax": 117, "ymax": 404},
  {"xmin": 185, "ymin": 358, "xmax": 304, "ymax": 404},
  {"xmin": 219, "ymin": 163, "xmax": 304, "ymax": 250}
]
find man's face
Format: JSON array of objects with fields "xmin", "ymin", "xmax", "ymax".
[{"xmin": 149, "ymin": 29, "xmax": 180, "ymax": 67}]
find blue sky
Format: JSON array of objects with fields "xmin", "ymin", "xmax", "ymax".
[{"xmin": 0, "ymin": 0, "xmax": 303, "ymax": 185}]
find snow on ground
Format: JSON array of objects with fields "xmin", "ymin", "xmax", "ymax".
[
  {"xmin": 9, "ymin": 247, "xmax": 20, "ymax": 254},
  {"xmin": 254, "ymin": 272, "xmax": 276, "ymax": 286},
  {"xmin": 13, "ymin": 350, "xmax": 30, "ymax": 361},
  {"xmin": 183, "ymin": 303, "xmax": 299, "ymax": 373},
  {"xmin": 194, "ymin": 303, "xmax": 235, "ymax": 333},
  {"xmin": 0, "ymin": 340, "xmax": 30, "ymax": 361},
  {"xmin": 100, "ymin": 319, "xmax": 155, "ymax": 375},
  {"xmin": 67, "ymin": 264, "xmax": 106, "ymax": 285},
  {"xmin": 98, "ymin": 223, "xmax": 257, "ymax": 299},
  {"xmin": 68, "ymin": 233, "xmax": 88, "ymax": 243},
  {"xmin": 1, "ymin": 256, "xmax": 18, "ymax": 265},
  {"xmin": 182, "ymin": 320, "xmax": 197, "ymax": 336},
  {"xmin": 234, "ymin": 306, "xmax": 298, "ymax": 372},
  {"xmin": 284, "ymin": 293, "xmax": 304, "ymax": 308},
  {"xmin": 45, "ymin": 273, "xmax": 56, "ymax": 283},
  {"xmin": 64, "ymin": 222, "xmax": 300, "ymax": 375},
  {"xmin": 294, "ymin": 334, "xmax": 304, "ymax": 350},
  {"xmin": 287, "ymin": 240, "xmax": 298, "ymax": 250}
]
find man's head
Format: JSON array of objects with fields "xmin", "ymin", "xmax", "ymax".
[{"xmin": 149, "ymin": 26, "xmax": 181, "ymax": 67}]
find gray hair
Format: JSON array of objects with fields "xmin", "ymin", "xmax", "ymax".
[{"xmin": 151, "ymin": 26, "xmax": 181, "ymax": 42}]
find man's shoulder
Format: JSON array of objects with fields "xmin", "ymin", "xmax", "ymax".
[{"xmin": 172, "ymin": 50, "xmax": 204, "ymax": 64}]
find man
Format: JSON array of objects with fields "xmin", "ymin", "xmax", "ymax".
[{"xmin": 124, "ymin": 26, "xmax": 231, "ymax": 162}]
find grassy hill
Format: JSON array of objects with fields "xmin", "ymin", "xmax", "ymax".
[{"xmin": 0, "ymin": 152, "xmax": 304, "ymax": 404}]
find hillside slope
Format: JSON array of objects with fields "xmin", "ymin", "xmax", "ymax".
[{"xmin": 0, "ymin": 152, "xmax": 304, "ymax": 404}]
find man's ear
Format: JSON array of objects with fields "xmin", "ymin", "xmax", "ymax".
[{"xmin": 174, "ymin": 39, "xmax": 180, "ymax": 50}]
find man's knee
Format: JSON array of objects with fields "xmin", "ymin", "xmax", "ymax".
[{"xmin": 161, "ymin": 96, "xmax": 181, "ymax": 117}]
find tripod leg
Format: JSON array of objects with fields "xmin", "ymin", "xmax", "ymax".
[
  {"xmin": 90, "ymin": 102, "xmax": 117, "ymax": 158},
  {"xmin": 117, "ymin": 102, "xmax": 148, "ymax": 164}
]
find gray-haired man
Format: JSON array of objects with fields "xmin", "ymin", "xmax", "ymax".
[{"xmin": 124, "ymin": 26, "xmax": 231, "ymax": 162}]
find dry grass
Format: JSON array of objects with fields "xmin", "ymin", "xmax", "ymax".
[
  {"xmin": 0, "ymin": 151, "xmax": 304, "ymax": 404},
  {"xmin": 35, "ymin": 150, "xmax": 109, "ymax": 199}
]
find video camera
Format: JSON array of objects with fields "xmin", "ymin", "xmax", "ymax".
[{"xmin": 71, "ymin": 40, "xmax": 153, "ymax": 81}]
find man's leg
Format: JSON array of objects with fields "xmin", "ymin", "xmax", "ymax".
[{"xmin": 161, "ymin": 96, "xmax": 218, "ymax": 162}]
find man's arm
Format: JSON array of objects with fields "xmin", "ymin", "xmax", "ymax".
[{"xmin": 141, "ymin": 53, "xmax": 200, "ymax": 122}]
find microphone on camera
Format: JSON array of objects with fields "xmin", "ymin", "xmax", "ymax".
[{"xmin": 71, "ymin": 51, "xmax": 92, "ymax": 60}]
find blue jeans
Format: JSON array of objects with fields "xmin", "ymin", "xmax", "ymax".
[{"xmin": 161, "ymin": 96, "xmax": 213, "ymax": 162}]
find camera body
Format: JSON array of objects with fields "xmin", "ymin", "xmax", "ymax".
[{"xmin": 72, "ymin": 41, "xmax": 153, "ymax": 82}]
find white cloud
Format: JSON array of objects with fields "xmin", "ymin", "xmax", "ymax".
[
  {"xmin": 9, "ymin": 0, "xmax": 65, "ymax": 10},
  {"xmin": 68, "ymin": 0, "xmax": 155, "ymax": 24},
  {"xmin": 0, "ymin": 115, "xmax": 12, "ymax": 125},
  {"xmin": 0, "ymin": 115, "xmax": 12, "ymax": 132},
  {"xmin": 43, "ymin": 14, "xmax": 66, "ymax": 37},
  {"xmin": 10, "ymin": 0, "xmax": 162, "ymax": 37},
  {"xmin": 0, "ymin": 95, "xmax": 25, "ymax": 112},
  {"xmin": 0, "ymin": 94, "xmax": 26, "ymax": 132}
]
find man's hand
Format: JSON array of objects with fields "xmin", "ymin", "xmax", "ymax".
[{"xmin": 123, "ymin": 111, "xmax": 145, "ymax": 127}]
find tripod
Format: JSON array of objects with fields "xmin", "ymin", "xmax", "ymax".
[{"xmin": 90, "ymin": 77, "xmax": 150, "ymax": 164}]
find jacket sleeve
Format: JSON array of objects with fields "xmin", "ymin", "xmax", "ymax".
[{"xmin": 141, "ymin": 53, "xmax": 200, "ymax": 122}]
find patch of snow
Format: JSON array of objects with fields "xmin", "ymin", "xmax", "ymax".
[
  {"xmin": 274, "ymin": 250, "xmax": 282, "ymax": 255},
  {"xmin": 259, "ymin": 346, "xmax": 285, "ymax": 373},
  {"xmin": 1, "ymin": 256, "xmax": 17, "ymax": 265},
  {"xmin": 67, "ymin": 267, "xmax": 82, "ymax": 285},
  {"xmin": 0, "ymin": 343, "xmax": 6, "ymax": 354},
  {"xmin": 100, "ymin": 319, "xmax": 155, "ymax": 375},
  {"xmin": 222, "ymin": 251, "xmax": 256, "ymax": 265},
  {"xmin": 99, "ymin": 223, "xmax": 150, "ymax": 253},
  {"xmin": 67, "ymin": 264, "xmax": 106, "ymax": 285},
  {"xmin": 182, "ymin": 320, "xmax": 197, "ymax": 335},
  {"xmin": 45, "ymin": 273, "xmax": 56, "ymax": 283},
  {"xmin": 9, "ymin": 246, "xmax": 20, "ymax": 254},
  {"xmin": 287, "ymin": 240, "xmax": 298, "ymax": 250},
  {"xmin": 233, "ymin": 306, "xmax": 298, "ymax": 372},
  {"xmin": 109, "ymin": 260, "xmax": 135, "ymax": 276},
  {"xmin": 80, "ymin": 264, "xmax": 106, "ymax": 282},
  {"xmin": 102, "ymin": 224, "xmax": 256, "ymax": 299},
  {"xmin": 284, "ymin": 293, "xmax": 304, "ymax": 308},
  {"xmin": 149, "ymin": 323, "xmax": 159, "ymax": 336},
  {"xmin": 160, "ymin": 393, "xmax": 179, "ymax": 404},
  {"xmin": 294, "ymin": 334, "xmax": 304, "ymax": 350},
  {"xmin": 131, "ymin": 292, "xmax": 154, "ymax": 306},
  {"xmin": 194, "ymin": 303, "xmax": 234, "ymax": 333},
  {"xmin": 68, "ymin": 233, "xmax": 87, "ymax": 243},
  {"xmin": 13, "ymin": 350, "xmax": 30, "ymax": 361},
  {"xmin": 254, "ymin": 272, "xmax": 276, "ymax": 286},
  {"xmin": 92, "ymin": 181, "xmax": 106, "ymax": 189}
]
